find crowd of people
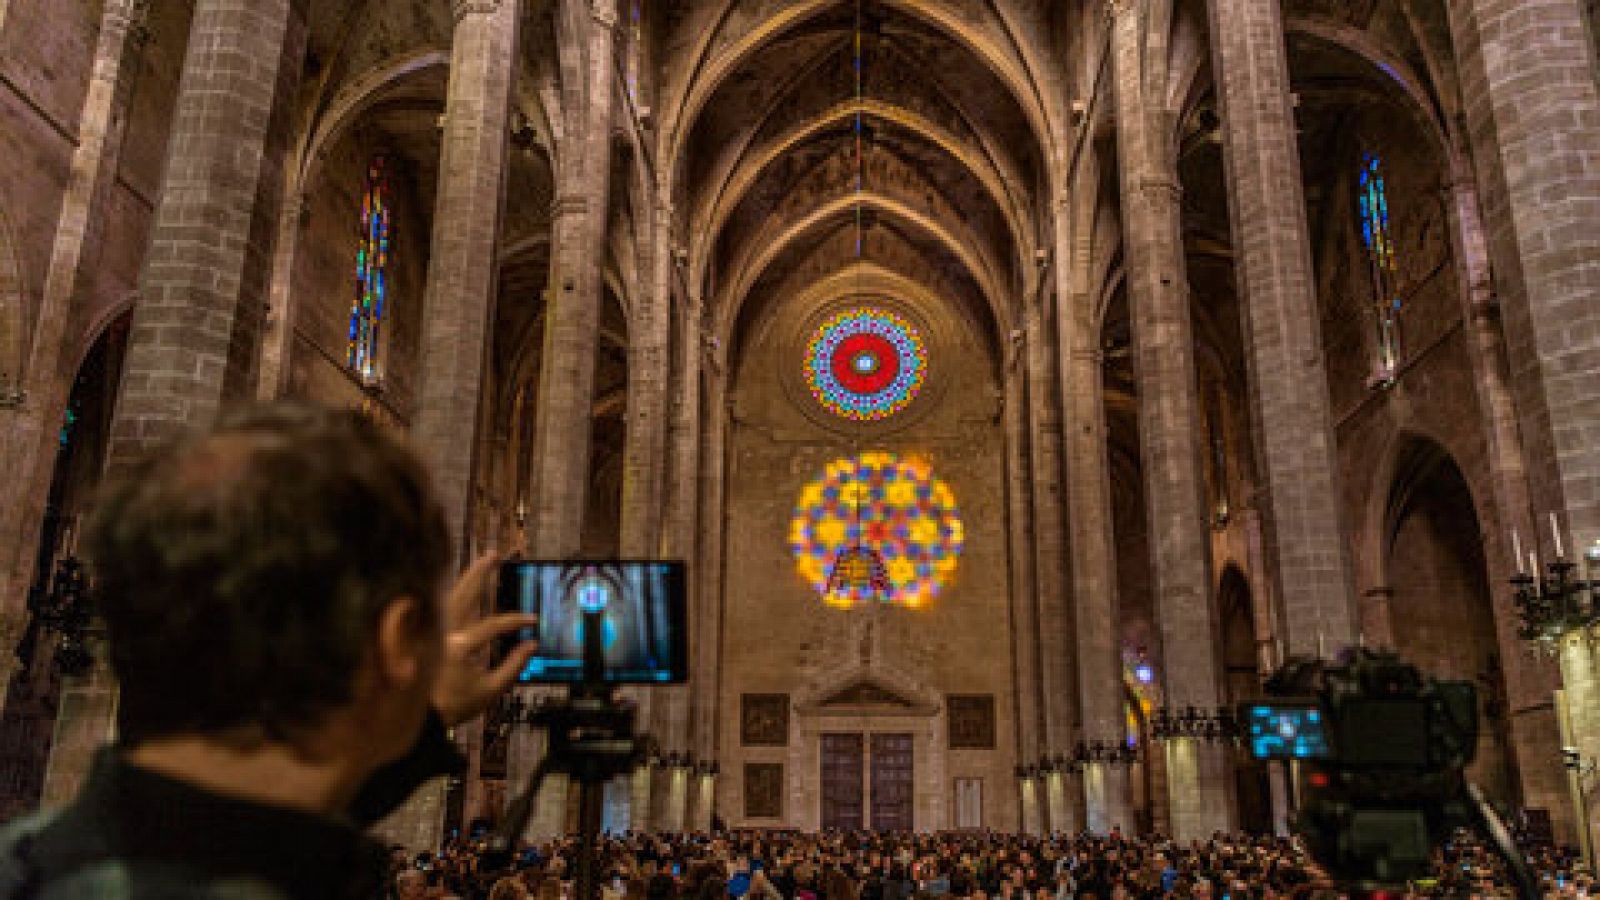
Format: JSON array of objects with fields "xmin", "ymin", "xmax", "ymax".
[{"xmin": 388, "ymin": 830, "xmax": 1588, "ymax": 900}]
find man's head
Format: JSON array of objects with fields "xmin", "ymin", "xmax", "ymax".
[{"xmin": 85, "ymin": 403, "xmax": 451, "ymax": 759}]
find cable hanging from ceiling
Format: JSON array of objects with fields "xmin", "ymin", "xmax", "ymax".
[{"xmin": 823, "ymin": 0, "xmax": 893, "ymax": 607}]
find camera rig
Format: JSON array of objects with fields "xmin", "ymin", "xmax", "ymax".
[
  {"xmin": 486, "ymin": 608, "xmax": 652, "ymax": 900},
  {"xmin": 1256, "ymin": 648, "xmax": 1537, "ymax": 898}
]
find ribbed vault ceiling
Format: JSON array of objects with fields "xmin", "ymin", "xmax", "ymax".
[{"xmin": 664, "ymin": 1, "xmax": 1058, "ymax": 373}]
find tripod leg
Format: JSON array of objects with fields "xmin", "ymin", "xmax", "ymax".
[
  {"xmin": 490, "ymin": 760, "xmax": 551, "ymax": 867},
  {"xmin": 576, "ymin": 777, "xmax": 606, "ymax": 900},
  {"xmin": 1465, "ymin": 782, "xmax": 1540, "ymax": 900}
]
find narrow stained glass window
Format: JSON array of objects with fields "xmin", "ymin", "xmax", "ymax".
[
  {"xmin": 348, "ymin": 156, "xmax": 391, "ymax": 385},
  {"xmin": 1357, "ymin": 152, "xmax": 1401, "ymax": 385}
]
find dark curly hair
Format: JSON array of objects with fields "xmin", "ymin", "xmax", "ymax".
[{"xmin": 83, "ymin": 403, "xmax": 451, "ymax": 743}]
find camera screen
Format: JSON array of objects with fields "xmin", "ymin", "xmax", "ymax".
[
  {"xmin": 495, "ymin": 561, "xmax": 687, "ymax": 684},
  {"xmin": 1338, "ymin": 697, "xmax": 1430, "ymax": 766},
  {"xmin": 1246, "ymin": 703, "xmax": 1332, "ymax": 760}
]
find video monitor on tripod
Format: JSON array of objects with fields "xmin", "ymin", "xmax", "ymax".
[{"xmin": 495, "ymin": 560, "xmax": 688, "ymax": 684}]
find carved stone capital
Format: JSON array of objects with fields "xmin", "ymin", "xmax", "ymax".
[{"xmin": 453, "ymin": 0, "xmax": 503, "ymax": 23}]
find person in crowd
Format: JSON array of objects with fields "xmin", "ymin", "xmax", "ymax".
[
  {"xmin": 407, "ymin": 828, "xmax": 1575, "ymax": 900},
  {"xmin": 0, "ymin": 404, "xmax": 539, "ymax": 898}
]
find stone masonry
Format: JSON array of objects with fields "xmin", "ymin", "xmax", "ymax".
[
  {"xmin": 1205, "ymin": 0, "xmax": 1360, "ymax": 653},
  {"xmin": 1111, "ymin": 1, "xmax": 1231, "ymax": 839}
]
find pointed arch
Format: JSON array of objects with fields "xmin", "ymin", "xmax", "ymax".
[
  {"xmin": 691, "ymin": 99, "xmax": 1030, "ymax": 282},
  {"xmin": 713, "ymin": 192, "xmax": 1007, "ymax": 341},
  {"xmin": 662, "ymin": 0, "xmax": 1056, "ymax": 197}
]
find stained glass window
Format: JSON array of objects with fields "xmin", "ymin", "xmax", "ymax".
[
  {"xmin": 348, "ymin": 156, "xmax": 391, "ymax": 385},
  {"xmin": 1357, "ymin": 153, "xmax": 1401, "ymax": 384},
  {"xmin": 789, "ymin": 453, "xmax": 964, "ymax": 609},
  {"xmin": 804, "ymin": 308, "xmax": 927, "ymax": 421}
]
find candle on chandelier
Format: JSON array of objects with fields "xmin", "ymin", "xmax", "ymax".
[
  {"xmin": 1513, "ymin": 528, "xmax": 1525, "ymax": 574},
  {"xmin": 1551, "ymin": 513, "xmax": 1566, "ymax": 560}
]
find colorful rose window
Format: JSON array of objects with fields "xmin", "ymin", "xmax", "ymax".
[
  {"xmin": 804, "ymin": 308, "xmax": 927, "ymax": 421},
  {"xmin": 788, "ymin": 453, "xmax": 964, "ymax": 609}
]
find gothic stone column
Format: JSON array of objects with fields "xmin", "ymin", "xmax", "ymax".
[
  {"xmin": 42, "ymin": 0, "xmax": 308, "ymax": 803},
  {"xmin": 1449, "ymin": 0, "xmax": 1600, "ymax": 554},
  {"xmin": 254, "ymin": 190, "xmax": 305, "ymax": 400},
  {"xmin": 689, "ymin": 346, "xmax": 728, "ymax": 825},
  {"xmin": 0, "ymin": 0, "xmax": 149, "ymax": 696},
  {"xmin": 371, "ymin": 0, "xmax": 522, "ymax": 853},
  {"xmin": 1448, "ymin": 0, "xmax": 1600, "ymax": 851},
  {"xmin": 1001, "ymin": 359, "xmax": 1044, "ymax": 827},
  {"xmin": 1440, "ymin": 168, "xmax": 1569, "ymax": 839},
  {"xmin": 619, "ymin": 201, "xmax": 673, "ymax": 560},
  {"xmin": 617, "ymin": 202, "xmax": 674, "ymax": 831},
  {"xmin": 527, "ymin": 0, "xmax": 618, "ymax": 559},
  {"xmin": 1203, "ymin": 0, "xmax": 1358, "ymax": 653},
  {"xmin": 1058, "ymin": 184, "xmax": 1134, "ymax": 833},
  {"xmin": 517, "ymin": 0, "xmax": 618, "ymax": 840},
  {"xmin": 414, "ymin": 0, "xmax": 521, "ymax": 555},
  {"xmin": 656, "ymin": 289, "xmax": 702, "ymax": 833},
  {"xmin": 1111, "ymin": 1, "xmax": 1231, "ymax": 839},
  {"xmin": 1024, "ymin": 299, "xmax": 1080, "ymax": 833}
]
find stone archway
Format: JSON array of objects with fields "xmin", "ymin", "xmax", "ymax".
[
  {"xmin": 1, "ymin": 309, "xmax": 132, "ymax": 818},
  {"xmin": 1218, "ymin": 565, "xmax": 1272, "ymax": 834},
  {"xmin": 1382, "ymin": 436, "xmax": 1516, "ymax": 807}
]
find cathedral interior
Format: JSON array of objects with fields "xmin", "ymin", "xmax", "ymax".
[{"xmin": 1, "ymin": 0, "xmax": 1599, "ymax": 856}]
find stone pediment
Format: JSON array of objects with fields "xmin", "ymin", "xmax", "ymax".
[
  {"xmin": 795, "ymin": 667, "xmax": 940, "ymax": 717},
  {"xmin": 822, "ymin": 680, "xmax": 916, "ymax": 708}
]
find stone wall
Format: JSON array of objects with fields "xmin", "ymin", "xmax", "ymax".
[
  {"xmin": 716, "ymin": 286, "xmax": 1018, "ymax": 831},
  {"xmin": 0, "ymin": 0, "xmax": 97, "ymax": 353}
]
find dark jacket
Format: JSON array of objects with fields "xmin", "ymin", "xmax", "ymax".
[{"xmin": 0, "ymin": 711, "xmax": 463, "ymax": 898}]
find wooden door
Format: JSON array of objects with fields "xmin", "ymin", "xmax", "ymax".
[
  {"xmin": 821, "ymin": 733, "xmax": 865, "ymax": 830},
  {"xmin": 869, "ymin": 733, "xmax": 914, "ymax": 831}
]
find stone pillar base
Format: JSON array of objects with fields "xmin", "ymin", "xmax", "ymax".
[
  {"xmin": 1163, "ymin": 739, "xmax": 1234, "ymax": 839},
  {"xmin": 371, "ymin": 781, "xmax": 447, "ymax": 852},
  {"xmin": 1084, "ymin": 764, "xmax": 1133, "ymax": 835},
  {"xmin": 1018, "ymin": 778, "xmax": 1042, "ymax": 834},
  {"xmin": 40, "ymin": 634, "xmax": 115, "ymax": 810}
]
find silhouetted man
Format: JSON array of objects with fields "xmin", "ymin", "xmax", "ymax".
[{"xmin": 0, "ymin": 404, "xmax": 538, "ymax": 898}]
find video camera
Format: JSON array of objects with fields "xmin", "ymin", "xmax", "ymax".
[{"xmin": 1246, "ymin": 648, "xmax": 1532, "ymax": 895}]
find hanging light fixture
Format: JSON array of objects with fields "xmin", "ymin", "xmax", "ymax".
[{"xmin": 822, "ymin": 0, "xmax": 892, "ymax": 608}]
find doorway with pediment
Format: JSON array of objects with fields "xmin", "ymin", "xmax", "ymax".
[{"xmin": 791, "ymin": 671, "xmax": 944, "ymax": 832}]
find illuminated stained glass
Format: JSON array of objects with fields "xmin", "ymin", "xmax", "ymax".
[
  {"xmin": 1123, "ymin": 658, "xmax": 1157, "ymax": 747},
  {"xmin": 788, "ymin": 452, "xmax": 964, "ymax": 609},
  {"xmin": 804, "ymin": 309, "xmax": 927, "ymax": 421},
  {"xmin": 1357, "ymin": 153, "xmax": 1401, "ymax": 380},
  {"xmin": 348, "ymin": 156, "xmax": 392, "ymax": 384}
]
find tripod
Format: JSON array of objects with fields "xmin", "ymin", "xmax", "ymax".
[{"xmin": 489, "ymin": 609, "xmax": 650, "ymax": 900}]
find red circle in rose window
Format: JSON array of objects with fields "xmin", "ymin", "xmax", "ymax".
[{"xmin": 830, "ymin": 332, "xmax": 900, "ymax": 396}]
